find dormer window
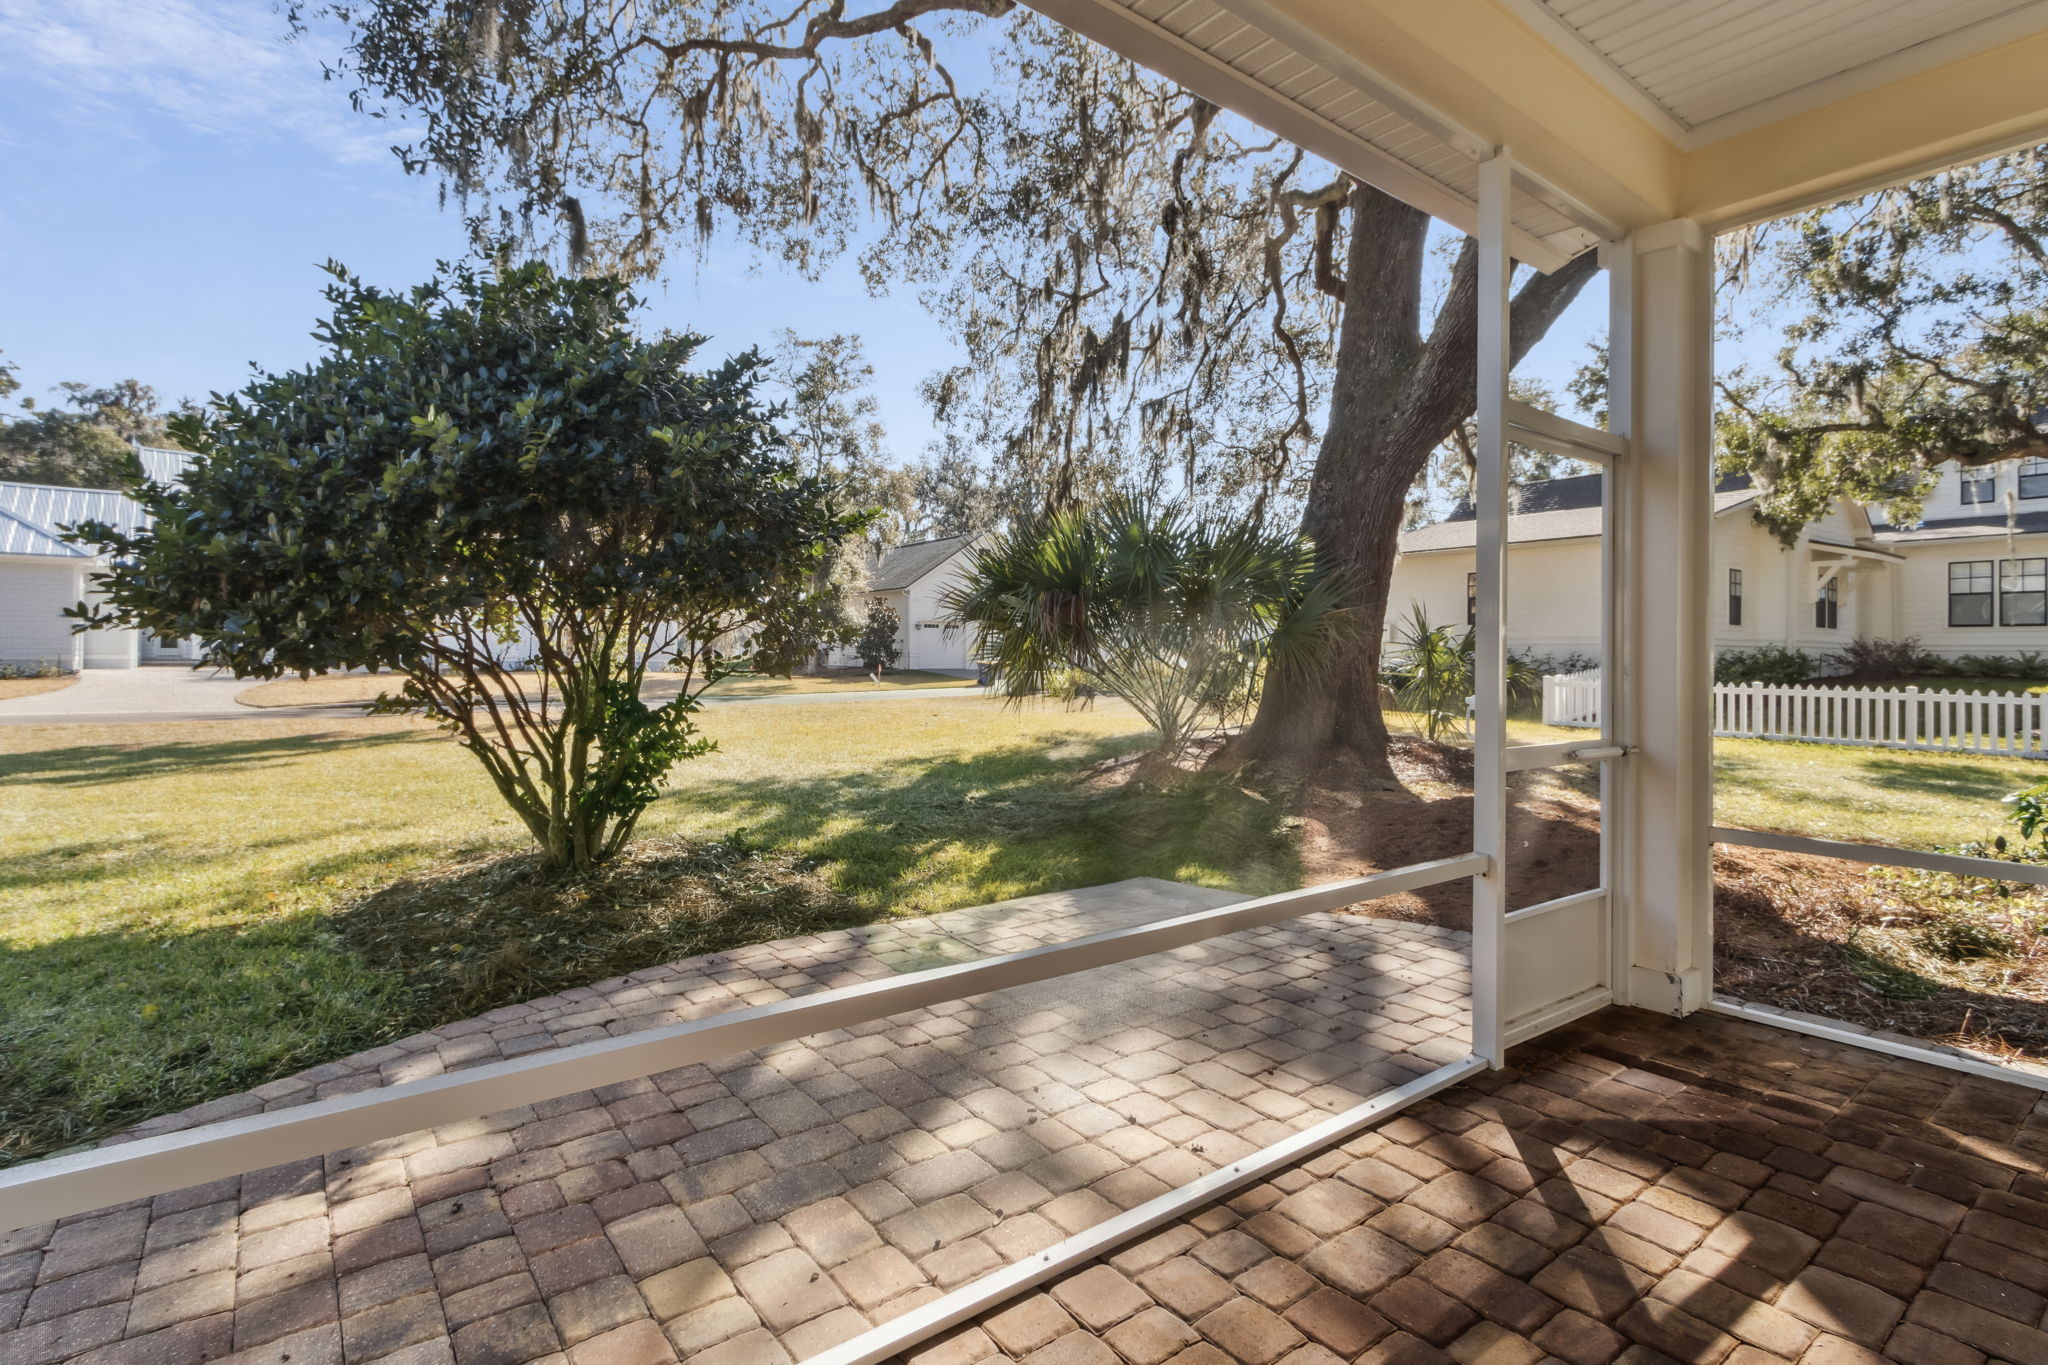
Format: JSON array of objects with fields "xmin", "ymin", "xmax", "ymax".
[{"xmin": 1961, "ymin": 469, "xmax": 1997, "ymax": 504}]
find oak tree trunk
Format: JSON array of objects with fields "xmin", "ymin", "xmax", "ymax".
[{"xmin": 1229, "ymin": 185, "xmax": 1599, "ymax": 785}]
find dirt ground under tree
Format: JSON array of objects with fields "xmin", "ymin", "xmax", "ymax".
[{"xmin": 1283, "ymin": 737, "xmax": 2048, "ymax": 1063}]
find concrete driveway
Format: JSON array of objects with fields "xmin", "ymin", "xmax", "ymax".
[
  {"xmin": 0, "ymin": 668, "xmax": 990, "ymax": 725},
  {"xmin": 0, "ymin": 668, "xmax": 309, "ymax": 725}
]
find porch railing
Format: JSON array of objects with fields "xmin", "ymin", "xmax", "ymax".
[{"xmin": 1544, "ymin": 673, "xmax": 2048, "ymax": 757}]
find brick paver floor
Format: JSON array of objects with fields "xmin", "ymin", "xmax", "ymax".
[
  {"xmin": 10, "ymin": 876, "xmax": 2046, "ymax": 1365},
  {"xmin": 919, "ymin": 1005, "xmax": 2048, "ymax": 1365},
  {"xmin": 0, "ymin": 878, "xmax": 1472, "ymax": 1364}
]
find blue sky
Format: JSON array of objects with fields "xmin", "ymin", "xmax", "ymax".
[
  {"xmin": 0, "ymin": 0, "xmax": 1624, "ymax": 465},
  {"xmin": 0, "ymin": 0, "xmax": 963, "ymax": 454}
]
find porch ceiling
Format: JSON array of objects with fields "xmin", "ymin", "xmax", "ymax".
[{"xmin": 1030, "ymin": 0, "xmax": 2048, "ymax": 258}]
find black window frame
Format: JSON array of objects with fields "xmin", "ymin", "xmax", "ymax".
[
  {"xmin": 2020, "ymin": 459, "xmax": 2048, "ymax": 501},
  {"xmin": 1814, "ymin": 576, "xmax": 1838, "ymax": 630},
  {"xmin": 1961, "ymin": 470, "xmax": 1998, "ymax": 505},
  {"xmin": 2001, "ymin": 557, "xmax": 2047, "ymax": 626},
  {"xmin": 1728, "ymin": 568, "xmax": 1742, "ymax": 626},
  {"xmin": 1950, "ymin": 560, "xmax": 1995, "ymax": 627},
  {"xmin": 1466, "ymin": 571, "xmax": 1476, "ymax": 627}
]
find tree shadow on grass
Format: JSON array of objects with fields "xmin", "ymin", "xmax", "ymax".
[
  {"xmin": 1853, "ymin": 753, "xmax": 2032, "ymax": 802},
  {"xmin": 0, "ymin": 728, "xmax": 425, "ymax": 788},
  {"xmin": 659, "ymin": 730, "xmax": 1302, "ymax": 915}
]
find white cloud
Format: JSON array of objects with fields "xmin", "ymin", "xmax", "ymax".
[{"xmin": 0, "ymin": 0, "xmax": 402, "ymax": 165}]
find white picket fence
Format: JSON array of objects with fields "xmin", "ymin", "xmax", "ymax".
[
  {"xmin": 1542, "ymin": 672, "xmax": 2048, "ymax": 758},
  {"xmin": 1541, "ymin": 669, "xmax": 1602, "ymax": 728}
]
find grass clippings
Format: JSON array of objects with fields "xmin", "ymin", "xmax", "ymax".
[{"xmin": 331, "ymin": 835, "xmax": 865, "ymax": 1022}]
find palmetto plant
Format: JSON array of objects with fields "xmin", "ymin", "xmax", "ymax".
[
  {"xmin": 1386, "ymin": 606, "xmax": 1544, "ymax": 744},
  {"xmin": 1388, "ymin": 607, "xmax": 1472, "ymax": 744},
  {"xmin": 945, "ymin": 496, "xmax": 1352, "ymax": 780}
]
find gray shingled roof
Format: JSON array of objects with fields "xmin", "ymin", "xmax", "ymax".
[
  {"xmin": 1400, "ymin": 473, "xmax": 1756, "ymax": 553},
  {"xmin": 869, "ymin": 533, "xmax": 979, "ymax": 590},
  {"xmin": 1872, "ymin": 510, "xmax": 2048, "ymax": 545}
]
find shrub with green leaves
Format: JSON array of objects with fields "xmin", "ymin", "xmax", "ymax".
[
  {"xmin": 1384, "ymin": 608, "xmax": 1543, "ymax": 744},
  {"xmin": 854, "ymin": 600, "xmax": 903, "ymax": 675},
  {"xmin": 1824, "ymin": 636, "xmax": 1932, "ymax": 679},
  {"xmin": 71, "ymin": 259, "xmax": 862, "ymax": 872},
  {"xmin": 1714, "ymin": 644, "xmax": 1815, "ymax": 685}
]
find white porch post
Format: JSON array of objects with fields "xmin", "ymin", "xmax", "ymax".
[
  {"xmin": 1614, "ymin": 219, "xmax": 1716, "ymax": 1013},
  {"xmin": 1470, "ymin": 151, "xmax": 1510, "ymax": 1066}
]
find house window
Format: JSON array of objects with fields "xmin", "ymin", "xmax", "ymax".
[
  {"xmin": 1814, "ymin": 577, "xmax": 1838, "ymax": 630},
  {"xmin": 2001, "ymin": 558, "xmax": 2047, "ymax": 626},
  {"xmin": 1961, "ymin": 470, "xmax": 1998, "ymax": 504},
  {"xmin": 1465, "ymin": 571, "xmax": 1476, "ymax": 627},
  {"xmin": 1949, "ymin": 560, "xmax": 1995, "ymax": 626},
  {"xmin": 1728, "ymin": 569, "xmax": 1742, "ymax": 626},
  {"xmin": 2021, "ymin": 459, "xmax": 2048, "ymax": 500}
]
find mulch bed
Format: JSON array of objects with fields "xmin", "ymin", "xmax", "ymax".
[{"xmin": 1286, "ymin": 736, "xmax": 2048, "ymax": 1062}]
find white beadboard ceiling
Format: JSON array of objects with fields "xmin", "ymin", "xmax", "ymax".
[
  {"xmin": 1520, "ymin": 0, "xmax": 2048, "ymax": 139},
  {"xmin": 1037, "ymin": 0, "xmax": 1610, "ymax": 267},
  {"xmin": 1034, "ymin": 0, "xmax": 2048, "ymax": 256}
]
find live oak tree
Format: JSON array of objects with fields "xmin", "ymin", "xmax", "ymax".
[
  {"xmin": 1719, "ymin": 146, "xmax": 2048, "ymax": 541},
  {"xmin": 305, "ymin": 0, "xmax": 1596, "ymax": 782},
  {"xmin": 0, "ymin": 362, "xmax": 186, "ymax": 490},
  {"xmin": 70, "ymin": 260, "xmax": 860, "ymax": 873}
]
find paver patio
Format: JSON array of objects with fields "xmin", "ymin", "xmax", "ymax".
[
  {"xmin": 5, "ymin": 880, "xmax": 2045, "ymax": 1365},
  {"xmin": 0, "ymin": 878, "xmax": 1472, "ymax": 1364}
]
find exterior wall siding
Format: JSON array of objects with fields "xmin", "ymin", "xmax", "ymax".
[
  {"xmin": 1387, "ymin": 537, "xmax": 1604, "ymax": 662},
  {"xmin": 1888, "ymin": 534, "xmax": 2048, "ymax": 658},
  {"xmin": 0, "ymin": 558, "xmax": 87, "ymax": 669}
]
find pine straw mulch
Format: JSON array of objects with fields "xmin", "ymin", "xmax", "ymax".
[
  {"xmin": 1714, "ymin": 844, "xmax": 2048, "ymax": 1061},
  {"xmin": 328, "ymin": 836, "xmax": 867, "ymax": 1030},
  {"xmin": 1280, "ymin": 735, "xmax": 2048, "ymax": 1063}
]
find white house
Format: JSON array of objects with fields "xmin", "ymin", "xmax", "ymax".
[
  {"xmin": 1389, "ymin": 459, "xmax": 2048, "ymax": 665},
  {"xmin": 0, "ymin": 445, "xmax": 197, "ymax": 670},
  {"xmin": 832, "ymin": 532, "xmax": 985, "ymax": 673}
]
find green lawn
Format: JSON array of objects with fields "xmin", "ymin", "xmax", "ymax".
[
  {"xmin": 1712, "ymin": 737, "xmax": 2044, "ymax": 848},
  {"xmin": 5, "ymin": 695, "xmax": 2041, "ymax": 1164},
  {"xmin": 700, "ymin": 668, "xmax": 971, "ymax": 697},
  {"xmin": 0, "ymin": 699, "xmax": 1292, "ymax": 1162}
]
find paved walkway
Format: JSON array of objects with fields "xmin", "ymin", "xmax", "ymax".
[{"xmin": 0, "ymin": 879, "xmax": 1470, "ymax": 1364}]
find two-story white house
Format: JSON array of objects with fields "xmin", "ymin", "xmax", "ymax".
[
  {"xmin": 1389, "ymin": 459, "xmax": 2048, "ymax": 665},
  {"xmin": 0, "ymin": 446, "xmax": 199, "ymax": 670}
]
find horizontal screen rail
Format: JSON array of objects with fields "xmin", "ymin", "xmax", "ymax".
[
  {"xmin": 1505, "ymin": 398, "xmax": 1626, "ymax": 462},
  {"xmin": 1506, "ymin": 740, "xmax": 1624, "ymax": 772},
  {"xmin": 1503, "ymin": 886, "xmax": 1606, "ymax": 923},
  {"xmin": 1711, "ymin": 826, "xmax": 2048, "ymax": 888},
  {"xmin": 0, "ymin": 852, "xmax": 1488, "ymax": 1233}
]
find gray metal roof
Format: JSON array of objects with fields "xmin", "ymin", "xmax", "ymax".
[
  {"xmin": 137, "ymin": 444, "xmax": 193, "ymax": 486},
  {"xmin": 1400, "ymin": 473, "xmax": 1757, "ymax": 553},
  {"xmin": 0, "ymin": 482, "xmax": 147, "ymax": 559},
  {"xmin": 869, "ymin": 533, "xmax": 979, "ymax": 591},
  {"xmin": 0, "ymin": 447, "xmax": 187, "ymax": 560}
]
